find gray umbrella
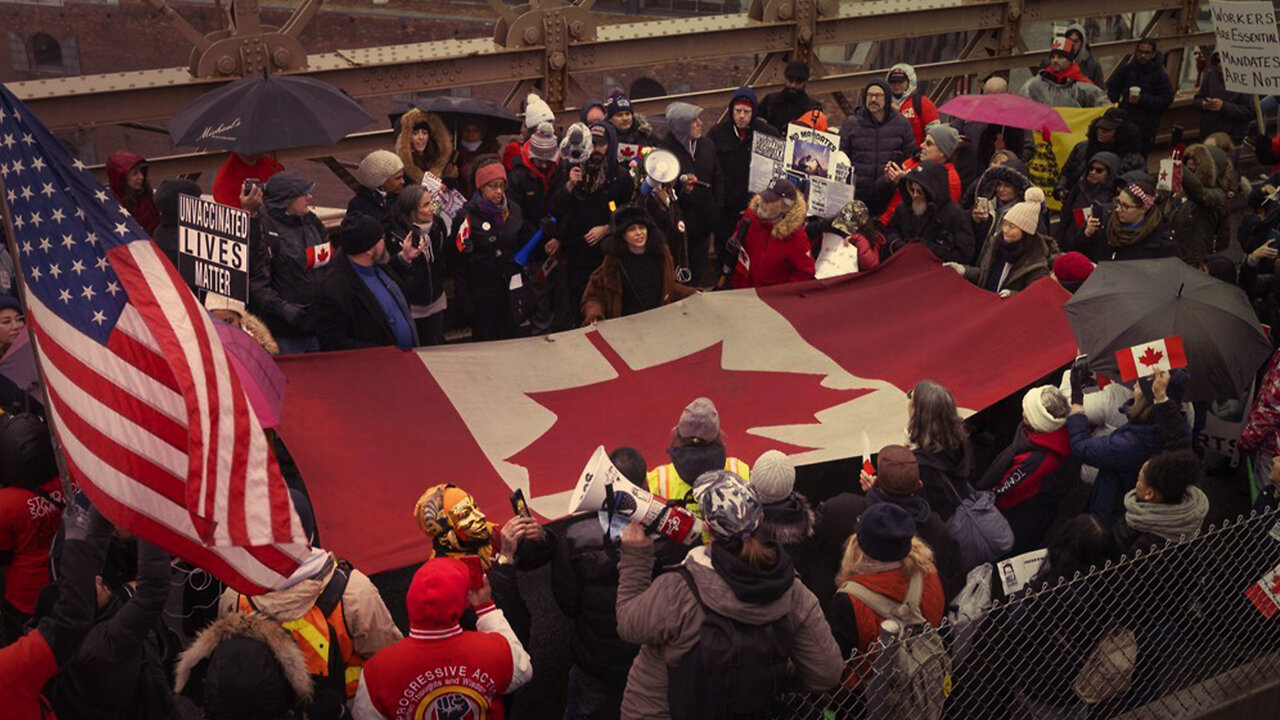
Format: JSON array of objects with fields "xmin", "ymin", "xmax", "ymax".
[
  {"xmin": 1063, "ymin": 257, "xmax": 1270, "ymax": 401},
  {"xmin": 168, "ymin": 75, "xmax": 374, "ymax": 155}
]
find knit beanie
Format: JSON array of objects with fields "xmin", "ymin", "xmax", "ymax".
[
  {"xmin": 1053, "ymin": 251, "xmax": 1095, "ymax": 288},
  {"xmin": 0, "ymin": 294, "xmax": 21, "ymax": 314},
  {"xmin": 338, "ymin": 212, "xmax": 384, "ymax": 256},
  {"xmin": 1003, "ymin": 187, "xmax": 1045, "ymax": 235},
  {"xmin": 263, "ymin": 171, "xmax": 315, "ymax": 212},
  {"xmin": 354, "ymin": 150, "xmax": 404, "ymax": 189},
  {"xmin": 750, "ymin": 450, "xmax": 795, "ymax": 504},
  {"xmin": 407, "ymin": 558, "xmax": 472, "ymax": 632},
  {"xmin": 605, "ymin": 93, "xmax": 632, "ymax": 118},
  {"xmin": 1022, "ymin": 385, "xmax": 1068, "ymax": 433},
  {"xmin": 560, "ymin": 122, "xmax": 593, "ymax": 165},
  {"xmin": 875, "ymin": 444, "xmax": 920, "ymax": 496},
  {"xmin": 784, "ymin": 60, "xmax": 811, "ymax": 81},
  {"xmin": 527, "ymin": 122, "xmax": 560, "ymax": 162},
  {"xmin": 693, "ymin": 470, "xmax": 762, "ymax": 541},
  {"xmin": 927, "ymin": 124, "xmax": 960, "ymax": 160},
  {"xmin": 665, "ymin": 102, "xmax": 702, "ymax": 144},
  {"xmin": 524, "ymin": 93, "xmax": 554, "ymax": 129},
  {"xmin": 676, "ymin": 396, "xmax": 720, "ymax": 442},
  {"xmin": 857, "ymin": 502, "xmax": 915, "ymax": 562},
  {"xmin": 474, "ymin": 161, "xmax": 507, "ymax": 190}
]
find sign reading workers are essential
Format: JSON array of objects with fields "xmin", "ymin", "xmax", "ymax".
[
  {"xmin": 177, "ymin": 194, "xmax": 249, "ymax": 302},
  {"xmin": 1210, "ymin": 0, "xmax": 1280, "ymax": 93}
]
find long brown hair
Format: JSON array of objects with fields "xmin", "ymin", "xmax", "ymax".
[
  {"xmin": 907, "ymin": 379, "xmax": 967, "ymax": 454},
  {"xmin": 836, "ymin": 535, "xmax": 936, "ymax": 584}
]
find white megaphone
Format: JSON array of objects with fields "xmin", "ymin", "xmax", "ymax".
[{"xmin": 567, "ymin": 445, "xmax": 704, "ymax": 546}]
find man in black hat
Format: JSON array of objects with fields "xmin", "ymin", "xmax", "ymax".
[
  {"xmin": 606, "ymin": 92, "xmax": 657, "ymax": 149},
  {"xmin": 1106, "ymin": 39, "xmax": 1174, "ymax": 155},
  {"xmin": 757, "ymin": 61, "xmax": 821, "ymax": 136},
  {"xmin": 313, "ymin": 213, "xmax": 418, "ymax": 351}
]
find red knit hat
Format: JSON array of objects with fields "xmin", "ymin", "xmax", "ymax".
[
  {"xmin": 1053, "ymin": 251, "xmax": 1095, "ymax": 285},
  {"xmin": 407, "ymin": 558, "xmax": 471, "ymax": 632}
]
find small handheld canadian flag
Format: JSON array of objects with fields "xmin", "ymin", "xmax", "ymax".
[
  {"xmin": 1245, "ymin": 563, "xmax": 1280, "ymax": 618},
  {"xmin": 455, "ymin": 216, "xmax": 472, "ymax": 253},
  {"xmin": 306, "ymin": 241, "xmax": 333, "ymax": 270},
  {"xmin": 1115, "ymin": 335, "xmax": 1187, "ymax": 382},
  {"xmin": 860, "ymin": 430, "xmax": 874, "ymax": 477}
]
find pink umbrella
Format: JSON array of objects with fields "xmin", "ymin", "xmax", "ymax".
[
  {"xmin": 938, "ymin": 93, "xmax": 1070, "ymax": 134},
  {"xmin": 214, "ymin": 321, "xmax": 286, "ymax": 429}
]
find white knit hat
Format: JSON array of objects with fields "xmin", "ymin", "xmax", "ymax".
[
  {"xmin": 750, "ymin": 450, "xmax": 795, "ymax": 504},
  {"xmin": 355, "ymin": 150, "xmax": 404, "ymax": 189},
  {"xmin": 1022, "ymin": 385, "xmax": 1068, "ymax": 433},
  {"xmin": 204, "ymin": 292, "xmax": 245, "ymax": 317},
  {"xmin": 524, "ymin": 93, "xmax": 555, "ymax": 129},
  {"xmin": 1003, "ymin": 186, "xmax": 1045, "ymax": 236}
]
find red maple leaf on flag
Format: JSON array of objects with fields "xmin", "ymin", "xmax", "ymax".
[
  {"xmin": 1138, "ymin": 346, "xmax": 1164, "ymax": 367},
  {"xmin": 620, "ymin": 145, "xmax": 637, "ymax": 158},
  {"xmin": 507, "ymin": 332, "xmax": 871, "ymax": 498},
  {"xmin": 1270, "ymin": 572, "xmax": 1280, "ymax": 597}
]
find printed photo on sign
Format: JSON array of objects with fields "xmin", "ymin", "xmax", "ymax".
[
  {"xmin": 748, "ymin": 132, "xmax": 786, "ymax": 194},
  {"xmin": 177, "ymin": 194, "xmax": 250, "ymax": 302},
  {"xmin": 783, "ymin": 124, "xmax": 841, "ymax": 181}
]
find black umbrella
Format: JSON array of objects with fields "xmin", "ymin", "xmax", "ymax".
[
  {"xmin": 411, "ymin": 96, "xmax": 522, "ymax": 135},
  {"xmin": 1063, "ymin": 257, "xmax": 1271, "ymax": 401},
  {"xmin": 168, "ymin": 75, "xmax": 374, "ymax": 155}
]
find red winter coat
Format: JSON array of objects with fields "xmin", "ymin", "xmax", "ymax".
[
  {"xmin": 829, "ymin": 566, "xmax": 945, "ymax": 657},
  {"xmin": 731, "ymin": 194, "xmax": 815, "ymax": 289},
  {"xmin": 988, "ymin": 424, "xmax": 1072, "ymax": 510},
  {"xmin": 212, "ymin": 153, "xmax": 285, "ymax": 208}
]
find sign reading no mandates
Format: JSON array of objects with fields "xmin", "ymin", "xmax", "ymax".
[
  {"xmin": 1210, "ymin": 0, "xmax": 1280, "ymax": 93},
  {"xmin": 177, "ymin": 194, "xmax": 249, "ymax": 302}
]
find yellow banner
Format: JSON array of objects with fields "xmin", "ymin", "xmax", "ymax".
[{"xmin": 1030, "ymin": 105, "xmax": 1114, "ymax": 211}]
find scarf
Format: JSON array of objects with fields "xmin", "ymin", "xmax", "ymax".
[
  {"xmin": 471, "ymin": 190, "xmax": 506, "ymax": 229},
  {"xmin": 848, "ymin": 558, "xmax": 903, "ymax": 576},
  {"xmin": 414, "ymin": 221, "xmax": 435, "ymax": 262},
  {"xmin": 1107, "ymin": 206, "xmax": 1164, "ymax": 248},
  {"xmin": 1123, "ymin": 486, "xmax": 1209, "ymax": 542},
  {"xmin": 1040, "ymin": 62, "xmax": 1093, "ymax": 86}
]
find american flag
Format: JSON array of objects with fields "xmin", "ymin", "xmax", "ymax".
[{"xmin": 0, "ymin": 83, "xmax": 310, "ymax": 593}]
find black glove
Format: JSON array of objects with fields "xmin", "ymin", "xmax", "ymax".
[{"xmin": 1069, "ymin": 357, "xmax": 1091, "ymax": 405}]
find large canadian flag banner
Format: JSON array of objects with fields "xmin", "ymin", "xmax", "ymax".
[{"xmin": 279, "ymin": 245, "xmax": 1077, "ymax": 574}]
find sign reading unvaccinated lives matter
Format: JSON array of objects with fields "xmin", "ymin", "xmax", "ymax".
[
  {"xmin": 177, "ymin": 194, "xmax": 249, "ymax": 302},
  {"xmin": 1210, "ymin": 0, "xmax": 1280, "ymax": 93}
]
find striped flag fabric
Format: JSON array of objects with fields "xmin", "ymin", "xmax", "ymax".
[
  {"xmin": 0, "ymin": 82, "xmax": 310, "ymax": 593},
  {"xmin": 1115, "ymin": 335, "xmax": 1187, "ymax": 382}
]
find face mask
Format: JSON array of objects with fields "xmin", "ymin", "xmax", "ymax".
[{"xmin": 461, "ymin": 139, "xmax": 482, "ymax": 152}]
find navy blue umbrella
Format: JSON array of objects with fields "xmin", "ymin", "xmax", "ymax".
[{"xmin": 168, "ymin": 74, "xmax": 374, "ymax": 155}]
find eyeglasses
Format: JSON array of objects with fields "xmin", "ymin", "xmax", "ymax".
[
  {"xmin": 865, "ymin": 91, "xmax": 886, "ymax": 99},
  {"xmin": 1115, "ymin": 199, "xmax": 1142, "ymax": 211},
  {"xmin": 1088, "ymin": 165, "xmax": 1108, "ymax": 174}
]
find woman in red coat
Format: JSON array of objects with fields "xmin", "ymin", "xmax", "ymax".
[{"xmin": 730, "ymin": 177, "xmax": 815, "ymax": 288}]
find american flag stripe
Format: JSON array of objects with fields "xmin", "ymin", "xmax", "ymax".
[{"xmin": 0, "ymin": 81, "xmax": 309, "ymax": 593}]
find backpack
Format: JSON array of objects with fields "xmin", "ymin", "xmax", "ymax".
[
  {"xmin": 667, "ymin": 567, "xmax": 793, "ymax": 720},
  {"xmin": 945, "ymin": 562, "xmax": 993, "ymax": 669},
  {"xmin": 841, "ymin": 573, "xmax": 952, "ymax": 720},
  {"xmin": 939, "ymin": 480, "xmax": 1014, "ymax": 571}
]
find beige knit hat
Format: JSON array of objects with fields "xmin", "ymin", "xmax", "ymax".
[
  {"xmin": 1002, "ymin": 186, "xmax": 1045, "ymax": 235},
  {"xmin": 355, "ymin": 150, "xmax": 404, "ymax": 189}
]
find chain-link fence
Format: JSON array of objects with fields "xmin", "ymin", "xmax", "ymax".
[{"xmin": 780, "ymin": 505, "xmax": 1280, "ymax": 720}]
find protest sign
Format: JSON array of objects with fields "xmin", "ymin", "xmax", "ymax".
[
  {"xmin": 178, "ymin": 194, "xmax": 249, "ymax": 302},
  {"xmin": 815, "ymin": 232, "xmax": 859, "ymax": 279},
  {"xmin": 784, "ymin": 123, "xmax": 841, "ymax": 179},
  {"xmin": 748, "ymin": 132, "xmax": 785, "ymax": 194},
  {"xmin": 1210, "ymin": 0, "xmax": 1280, "ymax": 93},
  {"xmin": 421, "ymin": 171, "xmax": 467, "ymax": 234}
]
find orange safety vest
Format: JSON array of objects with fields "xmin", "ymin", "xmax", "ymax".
[{"xmin": 238, "ymin": 568, "xmax": 363, "ymax": 699}]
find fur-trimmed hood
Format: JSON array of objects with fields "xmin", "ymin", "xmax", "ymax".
[
  {"xmin": 1184, "ymin": 143, "xmax": 1229, "ymax": 191},
  {"xmin": 747, "ymin": 190, "xmax": 809, "ymax": 238},
  {"xmin": 396, "ymin": 109, "xmax": 454, "ymax": 184},
  {"xmin": 973, "ymin": 160, "xmax": 1034, "ymax": 204},
  {"xmin": 174, "ymin": 612, "xmax": 313, "ymax": 704},
  {"xmin": 760, "ymin": 493, "xmax": 817, "ymax": 546},
  {"xmin": 239, "ymin": 311, "xmax": 280, "ymax": 355}
]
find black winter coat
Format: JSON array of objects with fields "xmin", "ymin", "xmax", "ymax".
[
  {"xmin": 314, "ymin": 258, "xmax": 415, "ymax": 350},
  {"xmin": 838, "ymin": 81, "xmax": 917, "ymax": 215},
  {"xmin": 547, "ymin": 163, "xmax": 632, "ymax": 271},
  {"xmin": 346, "ymin": 187, "xmax": 397, "ymax": 233},
  {"xmin": 48, "ymin": 542, "xmax": 175, "ymax": 720},
  {"xmin": 1195, "ymin": 66, "xmax": 1253, "ymax": 143},
  {"xmin": 708, "ymin": 115, "xmax": 780, "ymax": 219},
  {"xmin": 757, "ymin": 88, "xmax": 819, "ymax": 136},
  {"xmin": 250, "ymin": 209, "xmax": 331, "ymax": 338},
  {"xmin": 1055, "ymin": 118, "xmax": 1146, "ymax": 198},
  {"xmin": 507, "ymin": 154, "xmax": 559, "ymax": 245},
  {"xmin": 1107, "ymin": 55, "xmax": 1175, "ymax": 139},
  {"xmin": 657, "ymin": 132, "xmax": 724, "ymax": 241},
  {"xmin": 1056, "ymin": 150, "xmax": 1120, "ymax": 258},
  {"xmin": 454, "ymin": 199, "xmax": 525, "ymax": 298},
  {"xmin": 387, "ymin": 216, "xmax": 450, "ymax": 308},
  {"xmin": 914, "ymin": 438, "xmax": 975, "ymax": 522},
  {"xmin": 885, "ymin": 161, "xmax": 976, "ymax": 264}
]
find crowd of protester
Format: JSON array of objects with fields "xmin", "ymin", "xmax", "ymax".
[{"xmin": 3, "ymin": 20, "xmax": 1280, "ymax": 720}]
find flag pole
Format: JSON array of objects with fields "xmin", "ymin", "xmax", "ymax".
[{"xmin": 0, "ymin": 168, "xmax": 79, "ymax": 503}]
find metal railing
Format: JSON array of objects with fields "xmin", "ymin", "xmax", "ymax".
[{"xmin": 781, "ymin": 504, "xmax": 1280, "ymax": 719}]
